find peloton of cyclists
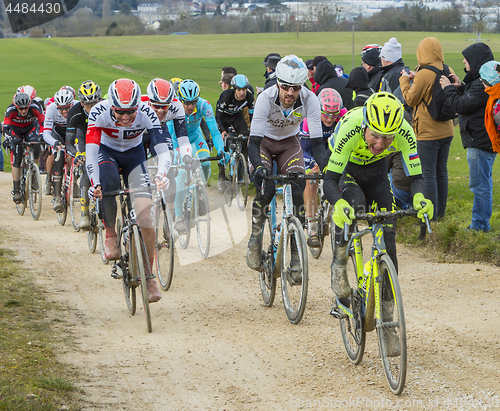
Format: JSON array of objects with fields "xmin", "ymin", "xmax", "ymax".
[
  {"xmin": 246, "ymin": 55, "xmax": 327, "ymax": 276},
  {"xmin": 3, "ymin": 91, "xmax": 45, "ymax": 203}
]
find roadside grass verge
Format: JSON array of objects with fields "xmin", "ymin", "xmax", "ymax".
[{"xmin": 0, "ymin": 233, "xmax": 83, "ymax": 410}]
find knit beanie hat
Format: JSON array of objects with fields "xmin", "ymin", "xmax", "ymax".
[
  {"xmin": 361, "ymin": 48, "xmax": 380, "ymax": 67},
  {"xmin": 313, "ymin": 55, "xmax": 327, "ymax": 67},
  {"xmin": 479, "ymin": 61, "xmax": 500, "ymax": 87},
  {"xmin": 380, "ymin": 37, "xmax": 402, "ymax": 62}
]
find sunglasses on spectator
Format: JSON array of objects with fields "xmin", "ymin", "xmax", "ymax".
[
  {"xmin": 57, "ymin": 105, "xmax": 71, "ymax": 112},
  {"xmin": 152, "ymin": 103, "xmax": 169, "ymax": 110},
  {"xmin": 182, "ymin": 100, "xmax": 198, "ymax": 106},
  {"xmin": 279, "ymin": 83, "xmax": 302, "ymax": 92},
  {"xmin": 321, "ymin": 110, "xmax": 340, "ymax": 118},
  {"xmin": 114, "ymin": 108, "xmax": 137, "ymax": 115}
]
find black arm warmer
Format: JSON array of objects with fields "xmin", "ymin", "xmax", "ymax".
[
  {"xmin": 310, "ymin": 138, "xmax": 328, "ymax": 171},
  {"xmin": 248, "ymin": 135, "xmax": 264, "ymax": 169}
]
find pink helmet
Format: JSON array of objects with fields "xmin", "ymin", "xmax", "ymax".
[{"xmin": 318, "ymin": 88, "xmax": 343, "ymax": 113}]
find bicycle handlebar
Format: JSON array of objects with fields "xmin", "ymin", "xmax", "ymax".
[
  {"xmin": 264, "ymin": 172, "xmax": 323, "ymax": 182},
  {"xmin": 101, "ymin": 185, "xmax": 156, "ymax": 198},
  {"xmin": 227, "ymin": 134, "xmax": 248, "ymax": 141}
]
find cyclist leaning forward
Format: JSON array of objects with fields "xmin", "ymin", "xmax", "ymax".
[
  {"xmin": 3, "ymin": 91, "xmax": 45, "ymax": 203},
  {"xmin": 324, "ymin": 92, "xmax": 433, "ymax": 348},
  {"xmin": 65, "ymin": 80, "xmax": 103, "ymax": 230},
  {"xmin": 43, "ymin": 88, "xmax": 79, "ymax": 212},
  {"xmin": 246, "ymin": 55, "xmax": 327, "ymax": 274},
  {"xmin": 86, "ymin": 78, "xmax": 172, "ymax": 303}
]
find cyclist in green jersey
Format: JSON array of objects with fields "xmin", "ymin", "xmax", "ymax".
[{"xmin": 323, "ymin": 92, "xmax": 433, "ymax": 300}]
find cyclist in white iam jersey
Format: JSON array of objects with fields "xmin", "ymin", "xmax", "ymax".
[
  {"xmin": 246, "ymin": 55, "xmax": 327, "ymax": 272},
  {"xmin": 86, "ymin": 78, "xmax": 172, "ymax": 303}
]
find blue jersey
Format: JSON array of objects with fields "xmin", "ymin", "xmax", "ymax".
[{"xmin": 168, "ymin": 97, "xmax": 224, "ymax": 154}]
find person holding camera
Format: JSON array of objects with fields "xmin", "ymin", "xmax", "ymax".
[{"xmin": 440, "ymin": 43, "xmax": 496, "ymax": 232}]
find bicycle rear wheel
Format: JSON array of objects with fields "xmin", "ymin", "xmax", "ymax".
[
  {"xmin": 131, "ymin": 225, "xmax": 152, "ymax": 333},
  {"xmin": 234, "ymin": 153, "xmax": 248, "ymax": 211},
  {"xmin": 28, "ymin": 164, "xmax": 43, "ymax": 221},
  {"xmin": 308, "ymin": 210, "xmax": 324, "ymax": 259},
  {"xmin": 16, "ymin": 172, "xmax": 28, "ymax": 216},
  {"xmin": 259, "ymin": 216, "xmax": 276, "ymax": 307},
  {"xmin": 376, "ymin": 254, "xmax": 407, "ymax": 395},
  {"xmin": 155, "ymin": 201, "xmax": 174, "ymax": 291},
  {"xmin": 69, "ymin": 171, "xmax": 81, "ymax": 230},
  {"xmin": 338, "ymin": 246, "xmax": 366, "ymax": 365},
  {"xmin": 195, "ymin": 181, "xmax": 210, "ymax": 259},
  {"xmin": 118, "ymin": 219, "xmax": 136, "ymax": 315},
  {"xmin": 280, "ymin": 216, "xmax": 308, "ymax": 324},
  {"xmin": 87, "ymin": 206, "xmax": 98, "ymax": 254}
]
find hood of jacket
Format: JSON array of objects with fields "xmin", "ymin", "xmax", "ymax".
[
  {"xmin": 416, "ymin": 37, "xmax": 445, "ymax": 70},
  {"xmin": 346, "ymin": 66, "xmax": 369, "ymax": 92},
  {"xmin": 462, "ymin": 42, "xmax": 494, "ymax": 80},
  {"xmin": 314, "ymin": 60, "xmax": 337, "ymax": 85}
]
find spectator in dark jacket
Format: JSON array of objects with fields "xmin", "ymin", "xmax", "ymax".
[
  {"xmin": 346, "ymin": 66, "xmax": 373, "ymax": 107},
  {"xmin": 314, "ymin": 59, "xmax": 354, "ymax": 110},
  {"xmin": 380, "ymin": 37, "xmax": 406, "ymax": 92},
  {"xmin": 262, "ymin": 53, "xmax": 281, "ymax": 91},
  {"xmin": 440, "ymin": 42, "xmax": 496, "ymax": 232},
  {"xmin": 362, "ymin": 48, "xmax": 383, "ymax": 91}
]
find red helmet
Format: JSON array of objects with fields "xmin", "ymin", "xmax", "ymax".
[
  {"xmin": 147, "ymin": 78, "xmax": 174, "ymax": 105},
  {"xmin": 318, "ymin": 88, "xmax": 342, "ymax": 113},
  {"xmin": 108, "ymin": 79, "xmax": 141, "ymax": 110},
  {"xmin": 17, "ymin": 85, "xmax": 36, "ymax": 100},
  {"xmin": 60, "ymin": 85, "xmax": 76, "ymax": 97}
]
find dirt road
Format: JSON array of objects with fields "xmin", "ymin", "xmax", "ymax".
[{"xmin": 1, "ymin": 171, "xmax": 500, "ymax": 411}]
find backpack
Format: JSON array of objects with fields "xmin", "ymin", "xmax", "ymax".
[{"xmin": 422, "ymin": 64, "xmax": 457, "ymax": 121}]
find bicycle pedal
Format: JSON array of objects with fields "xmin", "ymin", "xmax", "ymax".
[
  {"xmin": 111, "ymin": 264, "xmax": 123, "ymax": 279},
  {"xmin": 330, "ymin": 307, "xmax": 344, "ymax": 319}
]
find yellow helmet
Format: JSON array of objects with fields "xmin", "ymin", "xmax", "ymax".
[
  {"xmin": 78, "ymin": 80, "xmax": 101, "ymax": 104},
  {"xmin": 363, "ymin": 92, "xmax": 403, "ymax": 135}
]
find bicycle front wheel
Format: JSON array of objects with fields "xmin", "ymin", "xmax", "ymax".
[
  {"xmin": 56, "ymin": 185, "xmax": 68, "ymax": 226},
  {"xmin": 118, "ymin": 219, "xmax": 136, "ymax": 315},
  {"xmin": 195, "ymin": 181, "xmax": 210, "ymax": 259},
  {"xmin": 16, "ymin": 172, "xmax": 28, "ymax": 216},
  {"xmin": 259, "ymin": 215, "xmax": 276, "ymax": 307},
  {"xmin": 338, "ymin": 245, "xmax": 366, "ymax": 365},
  {"xmin": 130, "ymin": 225, "xmax": 152, "ymax": 333},
  {"xmin": 155, "ymin": 200, "xmax": 174, "ymax": 291},
  {"xmin": 28, "ymin": 164, "xmax": 43, "ymax": 220},
  {"xmin": 280, "ymin": 216, "xmax": 308, "ymax": 324},
  {"xmin": 98, "ymin": 220, "xmax": 109, "ymax": 264},
  {"xmin": 87, "ymin": 208, "xmax": 98, "ymax": 254},
  {"xmin": 234, "ymin": 153, "xmax": 249, "ymax": 211},
  {"xmin": 376, "ymin": 254, "xmax": 406, "ymax": 395},
  {"xmin": 308, "ymin": 211, "xmax": 324, "ymax": 260},
  {"xmin": 69, "ymin": 171, "xmax": 81, "ymax": 230}
]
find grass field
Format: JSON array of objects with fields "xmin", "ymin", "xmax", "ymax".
[{"xmin": 2, "ymin": 32, "xmax": 500, "ymax": 263}]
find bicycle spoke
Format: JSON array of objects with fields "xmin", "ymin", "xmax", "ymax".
[
  {"xmin": 29, "ymin": 164, "xmax": 43, "ymax": 220},
  {"xmin": 259, "ymin": 217, "xmax": 276, "ymax": 307},
  {"xmin": 155, "ymin": 199, "xmax": 174, "ymax": 291}
]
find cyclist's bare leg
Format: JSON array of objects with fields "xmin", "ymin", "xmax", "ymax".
[{"xmin": 135, "ymin": 196, "xmax": 161, "ymax": 302}]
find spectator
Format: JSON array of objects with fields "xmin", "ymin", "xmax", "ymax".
[
  {"xmin": 314, "ymin": 59, "xmax": 354, "ymax": 109},
  {"xmin": 399, "ymin": 37, "xmax": 455, "ymax": 221},
  {"xmin": 482, "ymin": 60, "xmax": 500, "ymax": 149},
  {"xmin": 220, "ymin": 74, "xmax": 234, "ymax": 91},
  {"xmin": 440, "ymin": 43, "xmax": 495, "ymax": 232},
  {"xmin": 346, "ymin": 66, "xmax": 373, "ymax": 107},
  {"xmin": 380, "ymin": 37, "xmax": 405, "ymax": 92},
  {"xmin": 262, "ymin": 53, "xmax": 281, "ymax": 90},
  {"xmin": 361, "ymin": 47, "xmax": 384, "ymax": 91},
  {"xmin": 311, "ymin": 55, "xmax": 327, "ymax": 93},
  {"xmin": 306, "ymin": 59, "xmax": 316, "ymax": 91}
]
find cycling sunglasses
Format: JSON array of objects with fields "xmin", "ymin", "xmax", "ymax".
[
  {"xmin": 57, "ymin": 105, "xmax": 71, "ymax": 112},
  {"xmin": 371, "ymin": 130, "xmax": 395, "ymax": 139},
  {"xmin": 114, "ymin": 108, "xmax": 137, "ymax": 115},
  {"xmin": 279, "ymin": 83, "xmax": 302, "ymax": 92},
  {"xmin": 151, "ymin": 103, "xmax": 169, "ymax": 110},
  {"xmin": 321, "ymin": 110, "xmax": 340, "ymax": 119},
  {"xmin": 181, "ymin": 100, "xmax": 198, "ymax": 106}
]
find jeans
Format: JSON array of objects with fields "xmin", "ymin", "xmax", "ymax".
[
  {"xmin": 467, "ymin": 148, "xmax": 496, "ymax": 232},
  {"xmin": 389, "ymin": 171, "xmax": 412, "ymax": 210},
  {"xmin": 417, "ymin": 136, "xmax": 453, "ymax": 220},
  {"xmin": 0, "ymin": 143, "xmax": 4, "ymax": 171}
]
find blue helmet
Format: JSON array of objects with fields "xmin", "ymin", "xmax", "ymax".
[
  {"xmin": 231, "ymin": 74, "xmax": 249, "ymax": 89},
  {"xmin": 178, "ymin": 79, "xmax": 200, "ymax": 102}
]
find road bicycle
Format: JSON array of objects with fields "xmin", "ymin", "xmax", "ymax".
[
  {"xmin": 224, "ymin": 133, "xmax": 249, "ymax": 211},
  {"xmin": 53, "ymin": 149, "xmax": 77, "ymax": 226},
  {"xmin": 258, "ymin": 171, "xmax": 318, "ymax": 324},
  {"xmin": 151, "ymin": 187, "xmax": 174, "ymax": 291},
  {"xmin": 331, "ymin": 208, "xmax": 431, "ymax": 395},
  {"xmin": 110, "ymin": 185, "xmax": 157, "ymax": 333},
  {"xmin": 15, "ymin": 141, "xmax": 44, "ymax": 220},
  {"xmin": 174, "ymin": 155, "xmax": 220, "ymax": 259},
  {"xmin": 307, "ymin": 178, "xmax": 334, "ymax": 260},
  {"xmin": 69, "ymin": 161, "xmax": 84, "ymax": 231}
]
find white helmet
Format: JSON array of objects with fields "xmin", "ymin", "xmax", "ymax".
[
  {"xmin": 275, "ymin": 55, "xmax": 308, "ymax": 86},
  {"xmin": 54, "ymin": 89, "xmax": 74, "ymax": 107}
]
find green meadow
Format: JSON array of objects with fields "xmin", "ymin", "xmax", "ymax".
[{"xmin": 2, "ymin": 32, "xmax": 500, "ymax": 263}]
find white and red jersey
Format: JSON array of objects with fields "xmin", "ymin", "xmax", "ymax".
[
  {"xmin": 42, "ymin": 99, "xmax": 79, "ymax": 146},
  {"xmin": 85, "ymin": 100, "xmax": 171, "ymax": 187}
]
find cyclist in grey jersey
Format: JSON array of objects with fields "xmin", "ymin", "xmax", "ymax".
[{"xmin": 246, "ymin": 55, "xmax": 328, "ymax": 271}]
